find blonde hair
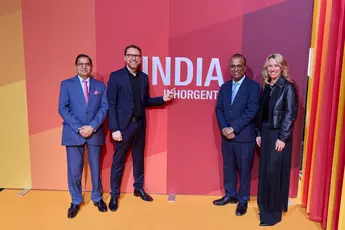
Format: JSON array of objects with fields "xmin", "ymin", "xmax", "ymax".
[{"xmin": 262, "ymin": 53, "xmax": 291, "ymax": 84}]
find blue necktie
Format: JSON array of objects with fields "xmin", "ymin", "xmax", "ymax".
[{"xmin": 231, "ymin": 82, "xmax": 239, "ymax": 104}]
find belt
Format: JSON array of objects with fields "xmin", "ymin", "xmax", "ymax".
[{"xmin": 132, "ymin": 116, "xmax": 142, "ymax": 122}]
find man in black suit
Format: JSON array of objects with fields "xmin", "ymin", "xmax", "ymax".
[
  {"xmin": 214, "ymin": 54, "xmax": 260, "ymax": 216},
  {"xmin": 107, "ymin": 44, "xmax": 175, "ymax": 211}
]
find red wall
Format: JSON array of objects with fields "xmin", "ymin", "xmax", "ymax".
[{"xmin": 22, "ymin": 0, "xmax": 313, "ymax": 196}]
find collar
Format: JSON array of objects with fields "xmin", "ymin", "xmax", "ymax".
[
  {"xmin": 124, "ymin": 66, "xmax": 139, "ymax": 77},
  {"xmin": 273, "ymin": 75, "xmax": 285, "ymax": 88},
  {"xmin": 78, "ymin": 75, "xmax": 90, "ymax": 83},
  {"xmin": 233, "ymin": 75, "xmax": 246, "ymax": 85}
]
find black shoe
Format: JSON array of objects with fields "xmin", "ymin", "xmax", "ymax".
[
  {"xmin": 236, "ymin": 202, "xmax": 248, "ymax": 216},
  {"xmin": 134, "ymin": 189, "xmax": 153, "ymax": 201},
  {"xmin": 93, "ymin": 199, "xmax": 108, "ymax": 212},
  {"xmin": 67, "ymin": 204, "xmax": 80, "ymax": 219},
  {"xmin": 259, "ymin": 222, "xmax": 271, "ymax": 226},
  {"xmin": 213, "ymin": 196, "xmax": 238, "ymax": 206},
  {"xmin": 108, "ymin": 196, "xmax": 118, "ymax": 212}
]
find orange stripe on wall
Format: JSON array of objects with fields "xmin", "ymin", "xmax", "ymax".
[
  {"xmin": 309, "ymin": 0, "xmax": 333, "ymax": 218},
  {"xmin": 306, "ymin": 0, "xmax": 329, "ymax": 213},
  {"xmin": 301, "ymin": 0, "xmax": 321, "ymax": 209},
  {"xmin": 325, "ymin": 0, "xmax": 345, "ymax": 228}
]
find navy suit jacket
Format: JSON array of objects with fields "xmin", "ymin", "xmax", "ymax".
[
  {"xmin": 216, "ymin": 77, "xmax": 260, "ymax": 142},
  {"xmin": 58, "ymin": 76, "xmax": 109, "ymax": 146},
  {"xmin": 107, "ymin": 67, "xmax": 165, "ymax": 132}
]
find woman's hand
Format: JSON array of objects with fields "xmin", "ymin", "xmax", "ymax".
[
  {"xmin": 275, "ymin": 139, "xmax": 286, "ymax": 152},
  {"xmin": 256, "ymin": 136, "xmax": 261, "ymax": 147}
]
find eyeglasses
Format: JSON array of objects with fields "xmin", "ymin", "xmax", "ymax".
[
  {"xmin": 77, "ymin": 63, "xmax": 92, "ymax": 67},
  {"xmin": 126, "ymin": 54, "xmax": 141, "ymax": 59}
]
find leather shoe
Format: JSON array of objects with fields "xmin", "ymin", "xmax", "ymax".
[
  {"xmin": 134, "ymin": 189, "xmax": 153, "ymax": 201},
  {"xmin": 213, "ymin": 196, "xmax": 238, "ymax": 206},
  {"xmin": 67, "ymin": 204, "xmax": 80, "ymax": 219},
  {"xmin": 108, "ymin": 196, "xmax": 118, "ymax": 212},
  {"xmin": 236, "ymin": 202, "xmax": 248, "ymax": 216},
  {"xmin": 259, "ymin": 222, "xmax": 271, "ymax": 226},
  {"xmin": 93, "ymin": 199, "xmax": 108, "ymax": 212}
]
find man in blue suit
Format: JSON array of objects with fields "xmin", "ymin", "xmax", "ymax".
[
  {"xmin": 58, "ymin": 54, "xmax": 109, "ymax": 218},
  {"xmin": 215, "ymin": 54, "xmax": 260, "ymax": 216},
  {"xmin": 107, "ymin": 44, "xmax": 175, "ymax": 212}
]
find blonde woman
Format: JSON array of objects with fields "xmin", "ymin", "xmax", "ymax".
[{"xmin": 256, "ymin": 53, "xmax": 298, "ymax": 226}]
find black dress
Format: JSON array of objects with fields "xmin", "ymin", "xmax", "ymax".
[{"xmin": 257, "ymin": 85, "xmax": 293, "ymax": 226}]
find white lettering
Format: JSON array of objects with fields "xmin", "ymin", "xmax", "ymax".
[
  {"xmin": 187, "ymin": 90, "xmax": 193, "ymax": 99},
  {"xmin": 180, "ymin": 90, "xmax": 187, "ymax": 99},
  {"xmin": 142, "ymin": 56, "xmax": 148, "ymax": 74},
  {"xmin": 196, "ymin": 58, "xmax": 203, "ymax": 86},
  {"xmin": 194, "ymin": 90, "xmax": 200, "ymax": 99},
  {"xmin": 152, "ymin": 56, "xmax": 171, "ymax": 85},
  {"xmin": 175, "ymin": 57, "xmax": 193, "ymax": 86},
  {"xmin": 205, "ymin": 58, "xmax": 223, "ymax": 87},
  {"xmin": 164, "ymin": 89, "xmax": 219, "ymax": 100},
  {"xmin": 145, "ymin": 56, "xmax": 225, "ymax": 88},
  {"xmin": 200, "ymin": 90, "xmax": 206, "ymax": 100}
]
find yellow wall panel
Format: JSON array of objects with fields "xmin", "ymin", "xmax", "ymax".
[
  {"xmin": 0, "ymin": 80, "xmax": 31, "ymax": 188},
  {"xmin": 0, "ymin": 6, "xmax": 25, "ymax": 86}
]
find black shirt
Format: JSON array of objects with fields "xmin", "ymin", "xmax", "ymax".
[
  {"xmin": 262, "ymin": 85, "xmax": 272, "ymax": 122},
  {"xmin": 125, "ymin": 67, "xmax": 142, "ymax": 117}
]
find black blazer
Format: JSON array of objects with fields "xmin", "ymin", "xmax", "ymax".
[
  {"xmin": 256, "ymin": 76, "xmax": 298, "ymax": 142},
  {"xmin": 107, "ymin": 67, "xmax": 165, "ymax": 132}
]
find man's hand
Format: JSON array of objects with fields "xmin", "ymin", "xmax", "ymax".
[
  {"xmin": 78, "ymin": 126, "xmax": 94, "ymax": 138},
  {"xmin": 275, "ymin": 139, "xmax": 286, "ymax": 152},
  {"xmin": 227, "ymin": 133, "xmax": 235, "ymax": 140},
  {"xmin": 112, "ymin": 131, "xmax": 123, "ymax": 142},
  {"xmin": 163, "ymin": 87, "xmax": 176, "ymax": 102},
  {"xmin": 222, "ymin": 127, "xmax": 234, "ymax": 137}
]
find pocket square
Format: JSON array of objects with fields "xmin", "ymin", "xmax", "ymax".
[{"xmin": 94, "ymin": 90, "xmax": 99, "ymax": 95}]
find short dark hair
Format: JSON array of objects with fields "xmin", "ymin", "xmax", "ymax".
[
  {"xmin": 75, "ymin": 54, "xmax": 92, "ymax": 66},
  {"xmin": 230, "ymin": 53, "xmax": 246, "ymax": 66},
  {"xmin": 124, "ymin": 44, "xmax": 142, "ymax": 56}
]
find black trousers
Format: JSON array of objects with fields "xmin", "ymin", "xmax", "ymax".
[
  {"xmin": 258, "ymin": 122, "xmax": 293, "ymax": 225},
  {"xmin": 110, "ymin": 119, "xmax": 145, "ymax": 197}
]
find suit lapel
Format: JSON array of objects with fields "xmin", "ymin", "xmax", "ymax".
[
  {"xmin": 270, "ymin": 84, "xmax": 280, "ymax": 111},
  {"xmin": 87, "ymin": 77, "xmax": 96, "ymax": 107},
  {"xmin": 269, "ymin": 76, "xmax": 285, "ymax": 110},
  {"xmin": 139, "ymin": 72, "xmax": 145, "ymax": 102},
  {"xmin": 229, "ymin": 80, "xmax": 233, "ymax": 105},
  {"xmin": 73, "ymin": 76, "xmax": 87, "ymax": 106},
  {"xmin": 123, "ymin": 70, "xmax": 134, "ymax": 100}
]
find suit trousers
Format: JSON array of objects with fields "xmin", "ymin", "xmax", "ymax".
[
  {"xmin": 110, "ymin": 119, "xmax": 145, "ymax": 197},
  {"xmin": 66, "ymin": 144, "xmax": 103, "ymax": 205},
  {"xmin": 222, "ymin": 139, "xmax": 255, "ymax": 204}
]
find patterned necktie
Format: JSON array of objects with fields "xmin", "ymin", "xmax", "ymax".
[
  {"xmin": 83, "ymin": 80, "xmax": 88, "ymax": 104},
  {"xmin": 231, "ymin": 82, "xmax": 239, "ymax": 104}
]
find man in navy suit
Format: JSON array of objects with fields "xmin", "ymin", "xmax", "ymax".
[
  {"xmin": 58, "ymin": 54, "xmax": 109, "ymax": 218},
  {"xmin": 215, "ymin": 54, "xmax": 260, "ymax": 216},
  {"xmin": 107, "ymin": 44, "xmax": 175, "ymax": 211}
]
